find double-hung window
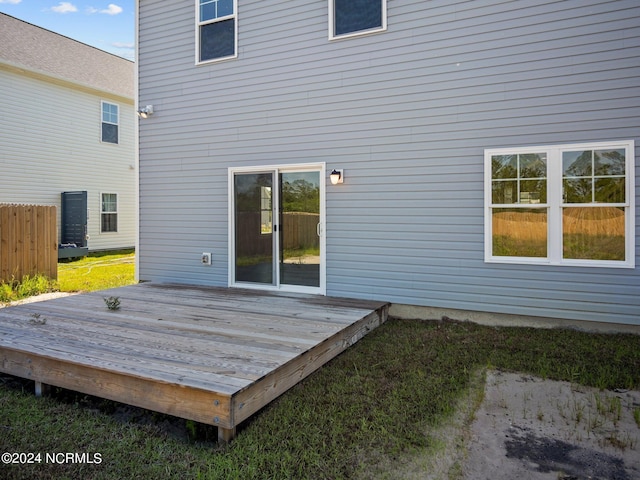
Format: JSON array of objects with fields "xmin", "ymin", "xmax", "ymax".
[
  {"xmin": 485, "ymin": 141, "xmax": 635, "ymax": 268},
  {"xmin": 197, "ymin": 0, "xmax": 237, "ymax": 63},
  {"xmin": 101, "ymin": 101, "xmax": 119, "ymax": 144},
  {"xmin": 329, "ymin": 0, "xmax": 387, "ymax": 40},
  {"xmin": 101, "ymin": 193, "xmax": 118, "ymax": 233}
]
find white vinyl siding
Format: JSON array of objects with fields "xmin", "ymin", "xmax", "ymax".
[
  {"xmin": 0, "ymin": 69, "xmax": 136, "ymax": 251},
  {"xmin": 485, "ymin": 141, "xmax": 635, "ymax": 268}
]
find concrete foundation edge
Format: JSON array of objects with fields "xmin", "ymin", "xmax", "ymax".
[{"xmin": 389, "ymin": 304, "xmax": 640, "ymax": 335}]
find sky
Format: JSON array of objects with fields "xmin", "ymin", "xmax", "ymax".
[{"xmin": 0, "ymin": 0, "xmax": 135, "ymax": 60}]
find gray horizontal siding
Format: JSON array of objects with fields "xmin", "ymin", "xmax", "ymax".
[{"xmin": 138, "ymin": 0, "xmax": 640, "ymax": 324}]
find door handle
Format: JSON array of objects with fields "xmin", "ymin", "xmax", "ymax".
[{"xmin": 316, "ymin": 223, "xmax": 321, "ymax": 237}]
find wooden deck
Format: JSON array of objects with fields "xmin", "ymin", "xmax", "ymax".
[{"xmin": 0, "ymin": 283, "xmax": 388, "ymax": 441}]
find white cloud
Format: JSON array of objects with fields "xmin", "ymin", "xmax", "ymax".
[
  {"xmin": 51, "ymin": 2, "xmax": 77, "ymax": 13},
  {"xmin": 100, "ymin": 4, "xmax": 122, "ymax": 15},
  {"xmin": 111, "ymin": 41, "xmax": 135, "ymax": 61},
  {"xmin": 0, "ymin": 0, "xmax": 23, "ymax": 5},
  {"xmin": 85, "ymin": 6, "xmax": 98, "ymax": 14},
  {"xmin": 112, "ymin": 42, "xmax": 134, "ymax": 49}
]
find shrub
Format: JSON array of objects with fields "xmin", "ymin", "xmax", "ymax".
[{"xmin": 0, "ymin": 275, "xmax": 58, "ymax": 303}]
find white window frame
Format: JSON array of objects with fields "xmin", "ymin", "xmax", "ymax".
[
  {"xmin": 329, "ymin": 0, "xmax": 387, "ymax": 41},
  {"xmin": 100, "ymin": 192, "xmax": 118, "ymax": 234},
  {"xmin": 100, "ymin": 101, "xmax": 119, "ymax": 144},
  {"xmin": 484, "ymin": 140, "xmax": 635, "ymax": 268},
  {"xmin": 195, "ymin": 0, "xmax": 238, "ymax": 65}
]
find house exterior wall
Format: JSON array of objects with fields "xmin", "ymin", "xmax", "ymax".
[
  {"xmin": 137, "ymin": 0, "xmax": 640, "ymax": 324},
  {"xmin": 0, "ymin": 67, "xmax": 136, "ymax": 251}
]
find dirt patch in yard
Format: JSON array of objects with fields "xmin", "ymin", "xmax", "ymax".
[
  {"xmin": 391, "ymin": 370, "xmax": 640, "ymax": 480},
  {"xmin": 461, "ymin": 370, "xmax": 640, "ymax": 479}
]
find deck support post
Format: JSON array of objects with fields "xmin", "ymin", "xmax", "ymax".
[
  {"xmin": 34, "ymin": 381, "xmax": 50, "ymax": 397},
  {"xmin": 218, "ymin": 427, "xmax": 236, "ymax": 444}
]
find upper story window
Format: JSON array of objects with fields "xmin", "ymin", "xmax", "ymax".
[
  {"xmin": 101, "ymin": 101, "xmax": 119, "ymax": 144},
  {"xmin": 197, "ymin": 0, "xmax": 237, "ymax": 63},
  {"xmin": 329, "ymin": 0, "xmax": 387, "ymax": 40},
  {"xmin": 485, "ymin": 140, "xmax": 635, "ymax": 268}
]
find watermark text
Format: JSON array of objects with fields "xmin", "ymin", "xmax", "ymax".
[{"xmin": 2, "ymin": 452, "xmax": 102, "ymax": 465}]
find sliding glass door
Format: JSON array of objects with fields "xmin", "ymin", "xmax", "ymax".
[{"xmin": 231, "ymin": 166, "xmax": 324, "ymax": 293}]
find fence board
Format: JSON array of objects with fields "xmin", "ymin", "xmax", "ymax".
[
  {"xmin": 0, "ymin": 204, "xmax": 57, "ymax": 283},
  {"xmin": 236, "ymin": 212, "xmax": 320, "ymax": 257}
]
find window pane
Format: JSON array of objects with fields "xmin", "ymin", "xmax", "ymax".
[
  {"xmin": 200, "ymin": 18, "xmax": 235, "ymax": 61},
  {"xmin": 234, "ymin": 173, "xmax": 274, "ymax": 284},
  {"xmin": 200, "ymin": 1, "xmax": 216, "ymax": 21},
  {"xmin": 563, "ymin": 150, "xmax": 592, "ymax": 176},
  {"xmin": 200, "ymin": 0, "xmax": 233, "ymax": 21},
  {"xmin": 335, "ymin": 0, "xmax": 382, "ymax": 36},
  {"xmin": 594, "ymin": 149, "xmax": 625, "ymax": 176},
  {"xmin": 260, "ymin": 186, "xmax": 272, "ymax": 234},
  {"xmin": 102, "ymin": 194, "xmax": 117, "ymax": 213},
  {"xmin": 101, "ymin": 213, "xmax": 117, "ymax": 233},
  {"xmin": 594, "ymin": 177, "xmax": 625, "ymax": 203},
  {"xmin": 492, "ymin": 208, "xmax": 547, "ymax": 257},
  {"xmin": 217, "ymin": 0, "xmax": 233, "ymax": 17},
  {"xmin": 563, "ymin": 207, "xmax": 625, "ymax": 260},
  {"xmin": 492, "ymin": 180, "xmax": 517, "ymax": 204},
  {"xmin": 102, "ymin": 123, "xmax": 118, "ymax": 144},
  {"xmin": 102, "ymin": 103, "xmax": 118, "ymax": 123},
  {"xmin": 491, "ymin": 155, "xmax": 517, "ymax": 179},
  {"xmin": 563, "ymin": 178, "xmax": 592, "ymax": 203},
  {"xmin": 520, "ymin": 179, "xmax": 546, "ymax": 204},
  {"xmin": 519, "ymin": 153, "xmax": 546, "ymax": 178}
]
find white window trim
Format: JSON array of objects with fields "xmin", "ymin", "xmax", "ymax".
[
  {"xmin": 100, "ymin": 101, "xmax": 119, "ymax": 145},
  {"xmin": 484, "ymin": 140, "xmax": 635, "ymax": 268},
  {"xmin": 328, "ymin": 0, "xmax": 387, "ymax": 41},
  {"xmin": 195, "ymin": 0, "xmax": 238, "ymax": 65},
  {"xmin": 100, "ymin": 192, "xmax": 119, "ymax": 234}
]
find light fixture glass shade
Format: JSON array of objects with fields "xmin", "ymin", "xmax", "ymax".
[
  {"xmin": 330, "ymin": 169, "xmax": 343, "ymax": 185},
  {"xmin": 137, "ymin": 105, "xmax": 153, "ymax": 118}
]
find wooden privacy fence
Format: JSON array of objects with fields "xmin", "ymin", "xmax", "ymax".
[
  {"xmin": 0, "ymin": 204, "xmax": 57, "ymax": 283},
  {"xmin": 281, "ymin": 212, "xmax": 320, "ymax": 250},
  {"xmin": 236, "ymin": 212, "xmax": 320, "ymax": 256}
]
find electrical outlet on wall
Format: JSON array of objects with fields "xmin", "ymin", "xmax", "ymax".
[{"xmin": 201, "ymin": 253, "xmax": 212, "ymax": 265}]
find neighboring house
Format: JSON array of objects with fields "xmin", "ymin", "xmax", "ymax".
[
  {"xmin": 136, "ymin": 1, "xmax": 639, "ymax": 325},
  {"xmin": 0, "ymin": 13, "xmax": 136, "ymax": 253}
]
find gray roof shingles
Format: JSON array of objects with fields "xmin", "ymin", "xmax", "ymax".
[{"xmin": 0, "ymin": 12, "xmax": 134, "ymax": 99}]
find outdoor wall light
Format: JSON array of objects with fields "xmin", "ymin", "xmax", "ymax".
[
  {"xmin": 330, "ymin": 169, "xmax": 344, "ymax": 185},
  {"xmin": 137, "ymin": 105, "xmax": 154, "ymax": 118}
]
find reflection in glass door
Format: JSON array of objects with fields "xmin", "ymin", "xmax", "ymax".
[
  {"xmin": 232, "ymin": 167, "xmax": 323, "ymax": 292},
  {"xmin": 280, "ymin": 171, "xmax": 320, "ymax": 287},
  {"xmin": 234, "ymin": 172, "xmax": 274, "ymax": 284}
]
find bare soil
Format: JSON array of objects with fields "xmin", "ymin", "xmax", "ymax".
[
  {"xmin": 461, "ymin": 370, "xmax": 640, "ymax": 480},
  {"xmin": 0, "ymin": 292, "xmax": 76, "ymax": 308}
]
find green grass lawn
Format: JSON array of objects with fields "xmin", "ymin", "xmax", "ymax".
[
  {"xmin": 58, "ymin": 249, "xmax": 135, "ymax": 292},
  {"xmin": 0, "ymin": 250, "xmax": 135, "ymax": 303},
  {"xmin": 1, "ymin": 251, "xmax": 639, "ymax": 478},
  {"xmin": 1, "ymin": 318, "xmax": 638, "ymax": 479}
]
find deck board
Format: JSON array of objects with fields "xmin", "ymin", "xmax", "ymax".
[{"xmin": 0, "ymin": 283, "xmax": 388, "ymax": 440}]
